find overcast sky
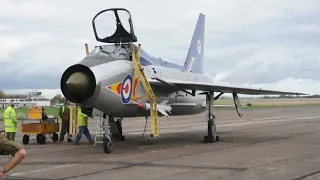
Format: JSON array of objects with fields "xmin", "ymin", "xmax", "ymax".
[{"xmin": 1, "ymin": 0, "xmax": 320, "ymax": 98}]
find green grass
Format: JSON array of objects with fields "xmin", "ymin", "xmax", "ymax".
[
  {"xmin": 1, "ymin": 103, "xmax": 318, "ymax": 120},
  {"xmin": 215, "ymin": 103, "xmax": 320, "ymax": 109}
]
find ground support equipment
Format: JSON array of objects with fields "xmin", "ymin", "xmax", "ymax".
[{"xmin": 21, "ymin": 106, "xmax": 59, "ymax": 145}]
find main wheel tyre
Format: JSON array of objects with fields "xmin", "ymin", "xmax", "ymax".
[
  {"xmin": 22, "ymin": 134, "xmax": 29, "ymax": 144},
  {"xmin": 103, "ymin": 138, "xmax": 113, "ymax": 154},
  {"xmin": 116, "ymin": 120, "xmax": 122, "ymax": 135},
  {"xmin": 36, "ymin": 134, "xmax": 41, "ymax": 143},
  {"xmin": 52, "ymin": 133, "xmax": 58, "ymax": 143},
  {"xmin": 39, "ymin": 134, "xmax": 46, "ymax": 144},
  {"xmin": 216, "ymin": 135, "xmax": 220, "ymax": 141}
]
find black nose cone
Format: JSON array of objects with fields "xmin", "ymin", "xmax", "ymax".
[{"xmin": 66, "ymin": 72, "xmax": 89, "ymax": 96}]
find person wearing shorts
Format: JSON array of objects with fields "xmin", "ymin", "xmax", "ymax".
[{"xmin": 0, "ymin": 132, "xmax": 26, "ymax": 178}]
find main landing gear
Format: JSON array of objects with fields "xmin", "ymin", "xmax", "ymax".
[
  {"xmin": 204, "ymin": 91, "xmax": 220, "ymax": 143},
  {"xmin": 99, "ymin": 113, "xmax": 126, "ymax": 154},
  {"xmin": 109, "ymin": 115, "xmax": 125, "ymax": 141}
]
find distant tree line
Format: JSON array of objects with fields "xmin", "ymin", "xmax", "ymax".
[
  {"xmin": 52, "ymin": 94, "xmax": 66, "ymax": 103},
  {"xmin": 260, "ymin": 94, "xmax": 320, "ymax": 99},
  {"xmin": 0, "ymin": 90, "xmax": 5, "ymax": 98},
  {"xmin": 0, "ymin": 91, "xmax": 67, "ymax": 103}
]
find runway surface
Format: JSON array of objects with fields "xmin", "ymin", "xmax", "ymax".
[{"xmin": 1, "ymin": 105, "xmax": 320, "ymax": 180}]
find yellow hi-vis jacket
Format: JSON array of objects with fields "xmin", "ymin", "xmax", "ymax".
[
  {"xmin": 58, "ymin": 106, "xmax": 64, "ymax": 120},
  {"xmin": 58, "ymin": 105, "xmax": 70, "ymax": 121},
  {"xmin": 3, "ymin": 106, "xmax": 18, "ymax": 132},
  {"xmin": 77, "ymin": 107, "xmax": 88, "ymax": 127}
]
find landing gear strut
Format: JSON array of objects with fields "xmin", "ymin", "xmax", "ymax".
[
  {"xmin": 114, "ymin": 118, "xmax": 125, "ymax": 141},
  {"xmin": 109, "ymin": 115, "xmax": 125, "ymax": 141},
  {"xmin": 204, "ymin": 91, "xmax": 219, "ymax": 143},
  {"xmin": 102, "ymin": 113, "xmax": 113, "ymax": 153}
]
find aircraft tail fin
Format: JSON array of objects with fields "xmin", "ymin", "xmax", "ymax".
[{"xmin": 183, "ymin": 13, "xmax": 205, "ymax": 74}]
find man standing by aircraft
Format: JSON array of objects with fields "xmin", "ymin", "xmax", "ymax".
[
  {"xmin": 3, "ymin": 104, "xmax": 18, "ymax": 141},
  {"xmin": 58, "ymin": 100, "xmax": 73, "ymax": 143},
  {"xmin": 73, "ymin": 106, "xmax": 93, "ymax": 145}
]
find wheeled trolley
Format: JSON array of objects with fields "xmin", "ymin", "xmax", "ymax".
[{"xmin": 21, "ymin": 106, "xmax": 60, "ymax": 145}]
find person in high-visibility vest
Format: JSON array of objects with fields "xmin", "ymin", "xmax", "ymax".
[
  {"xmin": 3, "ymin": 104, "xmax": 18, "ymax": 141},
  {"xmin": 58, "ymin": 100, "xmax": 72, "ymax": 143},
  {"xmin": 74, "ymin": 107, "xmax": 93, "ymax": 145}
]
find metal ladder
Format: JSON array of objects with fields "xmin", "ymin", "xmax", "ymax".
[
  {"xmin": 93, "ymin": 116, "xmax": 109, "ymax": 146},
  {"xmin": 131, "ymin": 44, "xmax": 159, "ymax": 137}
]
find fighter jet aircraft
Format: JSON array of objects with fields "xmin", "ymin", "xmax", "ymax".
[{"xmin": 60, "ymin": 8, "xmax": 307, "ymax": 153}]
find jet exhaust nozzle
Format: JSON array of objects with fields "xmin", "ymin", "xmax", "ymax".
[{"xmin": 61, "ymin": 64, "xmax": 96, "ymax": 103}]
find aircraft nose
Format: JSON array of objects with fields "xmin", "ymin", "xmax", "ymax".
[
  {"xmin": 66, "ymin": 72, "xmax": 89, "ymax": 96},
  {"xmin": 61, "ymin": 64, "xmax": 96, "ymax": 103}
]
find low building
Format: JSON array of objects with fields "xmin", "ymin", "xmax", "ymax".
[{"xmin": 0, "ymin": 91, "xmax": 51, "ymax": 109}]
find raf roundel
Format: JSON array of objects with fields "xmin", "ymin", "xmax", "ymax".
[
  {"xmin": 197, "ymin": 40, "xmax": 201, "ymax": 54},
  {"xmin": 120, "ymin": 74, "xmax": 133, "ymax": 104}
]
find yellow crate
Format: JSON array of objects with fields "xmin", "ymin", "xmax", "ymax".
[{"xmin": 27, "ymin": 106, "xmax": 43, "ymax": 120}]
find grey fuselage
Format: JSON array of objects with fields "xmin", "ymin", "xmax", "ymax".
[{"xmin": 63, "ymin": 44, "xmax": 214, "ymax": 117}]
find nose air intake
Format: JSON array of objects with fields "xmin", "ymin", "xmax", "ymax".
[{"xmin": 61, "ymin": 64, "xmax": 96, "ymax": 103}]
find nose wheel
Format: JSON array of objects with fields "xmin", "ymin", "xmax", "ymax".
[
  {"xmin": 103, "ymin": 135, "xmax": 113, "ymax": 153},
  {"xmin": 103, "ymin": 113, "xmax": 114, "ymax": 153}
]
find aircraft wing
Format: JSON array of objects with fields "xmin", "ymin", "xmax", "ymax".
[
  {"xmin": 150, "ymin": 77, "xmax": 308, "ymax": 95},
  {"xmin": 150, "ymin": 77, "xmax": 308, "ymax": 117}
]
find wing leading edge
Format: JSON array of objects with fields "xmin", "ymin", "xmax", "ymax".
[
  {"xmin": 150, "ymin": 77, "xmax": 308, "ymax": 117},
  {"xmin": 175, "ymin": 82, "xmax": 307, "ymax": 95},
  {"xmin": 150, "ymin": 78, "xmax": 308, "ymax": 96}
]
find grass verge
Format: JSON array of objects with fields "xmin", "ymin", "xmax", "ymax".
[
  {"xmin": 1, "ymin": 103, "xmax": 319, "ymax": 120},
  {"xmin": 215, "ymin": 103, "xmax": 320, "ymax": 109}
]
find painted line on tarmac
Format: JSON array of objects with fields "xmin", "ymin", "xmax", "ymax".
[
  {"xmin": 9, "ymin": 164, "xmax": 76, "ymax": 177},
  {"xmin": 252, "ymin": 113, "xmax": 320, "ymax": 121},
  {"xmin": 86, "ymin": 113, "xmax": 320, "ymax": 126},
  {"xmin": 13, "ymin": 113, "xmax": 320, "ymax": 143},
  {"xmin": 122, "ymin": 114, "xmax": 320, "ymax": 134},
  {"xmin": 125, "ymin": 114, "xmax": 320, "ymax": 135}
]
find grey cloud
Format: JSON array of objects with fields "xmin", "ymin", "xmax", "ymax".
[
  {"xmin": 220, "ymin": 47, "xmax": 320, "ymax": 84},
  {"xmin": 1, "ymin": 0, "xmax": 320, "ymax": 93},
  {"xmin": 198, "ymin": 9, "xmax": 320, "ymax": 85},
  {"xmin": 0, "ymin": 74, "xmax": 60, "ymax": 89}
]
